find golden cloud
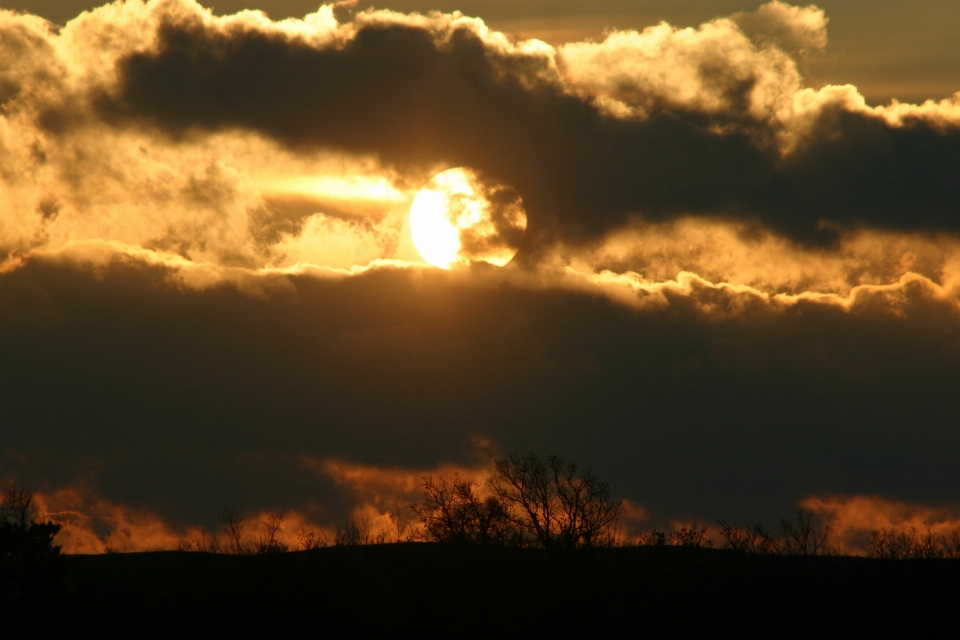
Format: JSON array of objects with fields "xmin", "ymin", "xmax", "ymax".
[
  {"xmin": 0, "ymin": 0, "xmax": 955, "ymax": 298},
  {"xmin": 32, "ymin": 484, "xmax": 333, "ymax": 553},
  {"xmin": 802, "ymin": 494, "xmax": 960, "ymax": 554}
]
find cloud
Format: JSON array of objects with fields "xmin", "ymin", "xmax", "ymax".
[
  {"xmin": 35, "ymin": 486, "xmax": 201, "ymax": 553},
  {"xmin": 70, "ymin": 0, "xmax": 958, "ymax": 248},
  {"xmin": 0, "ymin": 0, "xmax": 957, "ymax": 276},
  {"xmin": 558, "ymin": 218, "xmax": 960, "ymax": 298},
  {"xmin": 307, "ymin": 452, "xmax": 498, "ymax": 541},
  {"xmin": 315, "ymin": 456, "xmax": 492, "ymax": 502},
  {"xmin": 2, "ymin": 251, "xmax": 960, "ymax": 527},
  {"xmin": 32, "ymin": 485, "xmax": 333, "ymax": 553},
  {"xmin": 803, "ymin": 495, "xmax": 960, "ymax": 554},
  {"xmin": 0, "ymin": 3, "xmax": 421, "ymax": 271},
  {"xmin": 732, "ymin": 1, "xmax": 828, "ymax": 53},
  {"xmin": 558, "ymin": 3, "xmax": 818, "ymax": 126},
  {"xmin": 23, "ymin": 451, "xmax": 497, "ymax": 553}
]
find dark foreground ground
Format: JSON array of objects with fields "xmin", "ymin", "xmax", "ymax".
[{"xmin": 3, "ymin": 544, "xmax": 959, "ymax": 635}]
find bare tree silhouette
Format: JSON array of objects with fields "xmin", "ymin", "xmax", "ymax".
[
  {"xmin": 177, "ymin": 529, "xmax": 220, "ymax": 553},
  {"xmin": 0, "ymin": 482, "xmax": 35, "ymax": 526},
  {"xmin": 334, "ymin": 516, "xmax": 387, "ymax": 546},
  {"xmin": 412, "ymin": 474, "xmax": 518, "ymax": 545},
  {"xmin": 717, "ymin": 511, "xmax": 835, "ymax": 556},
  {"xmin": 334, "ymin": 521, "xmax": 362, "ymax": 546},
  {"xmin": 717, "ymin": 522, "xmax": 780, "ymax": 554},
  {"xmin": 297, "ymin": 526, "xmax": 328, "ymax": 550},
  {"xmin": 390, "ymin": 502, "xmax": 412, "ymax": 543},
  {"xmin": 488, "ymin": 453, "xmax": 624, "ymax": 548},
  {"xmin": 779, "ymin": 509, "xmax": 832, "ymax": 556},
  {"xmin": 256, "ymin": 512, "xmax": 289, "ymax": 554},
  {"xmin": 942, "ymin": 527, "xmax": 960, "ymax": 558},
  {"xmin": 868, "ymin": 527, "xmax": 942, "ymax": 559},
  {"xmin": 219, "ymin": 508, "xmax": 249, "ymax": 555}
]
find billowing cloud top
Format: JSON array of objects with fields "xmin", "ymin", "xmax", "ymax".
[{"xmin": 2, "ymin": 0, "xmax": 960, "ymax": 271}]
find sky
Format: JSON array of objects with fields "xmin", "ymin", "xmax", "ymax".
[{"xmin": 1, "ymin": 0, "xmax": 960, "ymax": 552}]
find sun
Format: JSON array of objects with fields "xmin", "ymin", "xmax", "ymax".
[{"xmin": 408, "ymin": 168, "xmax": 527, "ymax": 269}]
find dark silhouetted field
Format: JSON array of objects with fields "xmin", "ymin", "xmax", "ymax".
[{"xmin": 4, "ymin": 544, "xmax": 960, "ymax": 634}]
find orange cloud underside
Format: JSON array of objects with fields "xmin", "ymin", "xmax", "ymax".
[
  {"xmin": 31, "ymin": 469, "xmax": 960, "ymax": 556},
  {"xmin": 803, "ymin": 495, "xmax": 960, "ymax": 553},
  {"xmin": 34, "ymin": 487, "xmax": 331, "ymax": 554}
]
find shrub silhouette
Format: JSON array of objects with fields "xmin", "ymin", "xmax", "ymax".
[
  {"xmin": 412, "ymin": 475, "xmax": 519, "ymax": 545},
  {"xmin": 669, "ymin": 524, "xmax": 710, "ymax": 547},
  {"xmin": 638, "ymin": 526, "xmax": 711, "ymax": 547},
  {"xmin": 636, "ymin": 530, "xmax": 667, "ymax": 546},
  {"xmin": 1, "ymin": 482, "xmax": 62, "ymax": 599},
  {"xmin": 943, "ymin": 527, "xmax": 960, "ymax": 558},
  {"xmin": 297, "ymin": 526, "xmax": 328, "ymax": 550},
  {"xmin": 717, "ymin": 522, "xmax": 774, "ymax": 553},
  {"xmin": 718, "ymin": 510, "xmax": 834, "ymax": 555},
  {"xmin": 334, "ymin": 516, "xmax": 387, "ymax": 546},
  {"xmin": 219, "ymin": 508, "xmax": 250, "ymax": 555},
  {"xmin": 334, "ymin": 521, "xmax": 363, "ymax": 546},
  {"xmin": 488, "ymin": 452, "xmax": 624, "ymax": 548},
  {"xmin": 412, "ymin": 453, "xmax": 623, "ymax": 548},
  {"xmin": 256, "ymin": 512, "xmax": 289, "ymax": 554},
  {"xmin": 0, "ymin": 481, "xmax": 62, "ymax": 561},
  {"xmin": 779, "ymin": 509, "xmax": 832, "ymax": 556},
  {"xmin": 868, "ymin": 526, "xmax": 944, "ymax": 559}
]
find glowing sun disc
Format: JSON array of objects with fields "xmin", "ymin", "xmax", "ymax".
[
  {"xmin": 408, "ymin": 168, "xmax": 527, "ymax": 269},
  {"xmin": 409, "ymin": 186, "xmax": 462, "ymax": 269}
]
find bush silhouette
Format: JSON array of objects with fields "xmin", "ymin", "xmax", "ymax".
[
  {"xmin": 779, "ymin": 509, "xmax": 832, "ymax": 556},
  {"xmin": 256, "ymin": 512, "xmax": 289, "ymax": 554},
  {"xmin": 636, "ymin": 530, "xmax": 668, "ymax": 546},
  {"xmin": 717, "ymin": 510, "xmax": 834, "ymax": 555},
  {"xmin": 332, "ymin": 515, "xmax": 388, "ymax": 546},
  {"xmin": 638, "ymin": 526, "xmax": 710, "ymax": 547},
  {"xmin": 868, "ymin": 526, "xmax": 946, "ymax": 559},
  {"xmin": 412, "ymin": 475, "xmax": 519, "ymax": 545},
  {"xmin": 669, "ymin": 524, "xmax": 710, "ymax": 547},
  {"xmin": 0, "ymin": 481, "xmax": 62, "ymax": 561},
  {"xmin": 489, "ymin": 453, "xmax": 624, "ymax": 548},
  {"xmin": 1, "ymin": 480, "xmax": 63, "ymax": 600},
  {"xmin": 413, "ymin": 453, "xmax": 624, "ymax": 548}
]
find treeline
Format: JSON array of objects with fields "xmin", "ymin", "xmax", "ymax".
[
  {"xmin": 182, "ymin": 453, "xmax": 960, "ymax": 559},
  {"xmin": 636, "ymin": 513, "xmax": 960, "ymax": 559},
  {"xmin": 4, "ymin": 454, "xmax": 960, "ymax": 560},
  {"xmin": 178, "ymin": 452, "xmax": 624, "ymax": 553}
]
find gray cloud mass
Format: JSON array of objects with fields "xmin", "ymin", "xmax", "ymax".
[{"xmin": 4, "ymin": 256, "xmax": 960, "ymax": 528}]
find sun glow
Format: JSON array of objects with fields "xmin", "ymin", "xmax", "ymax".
[
  {"xmin": 409, "ymin": 187, "xmax": 463, "ymax": 269},
  {"xmin": 259, "ymin": 175, "xmax": 406, "ymax": 203},
  {"xmin": 408, "ymin": 168, "xmax": 527, "ymax": 269}
]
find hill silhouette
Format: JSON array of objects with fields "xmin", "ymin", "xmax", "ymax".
[{"xmin": 4, "ymin": 544, "xmax": 959, "ymax": 635}]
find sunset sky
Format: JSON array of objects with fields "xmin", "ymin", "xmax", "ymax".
[{"xmin": 2, "ymin": 0, "xmax": 960, "ymax": 552}]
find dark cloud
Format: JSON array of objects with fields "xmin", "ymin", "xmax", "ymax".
[
  {"xmin": 92, "ymin": 10, "xmax": 960, "ymax": 249},
  {"xmin": 778, "ymin": 107, "xmax": 960, "ymax": 236},
  {"xmin": 3, "ymin": 257, "xmax": 960, "ymax": 527}
]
